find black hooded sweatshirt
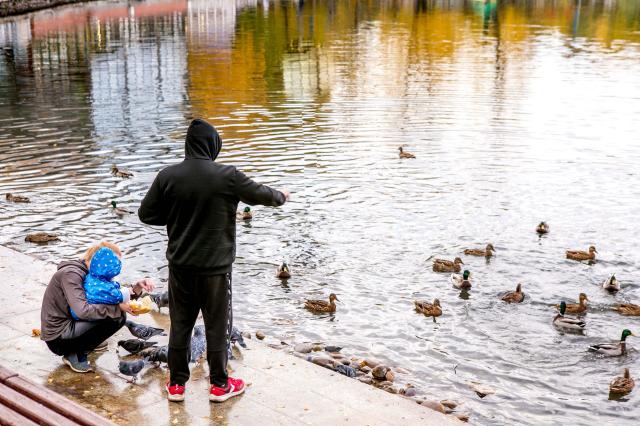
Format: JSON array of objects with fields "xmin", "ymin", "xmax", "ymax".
[{"xmin": 139, "ymin": 119, "xmax": 286, "ymax": 274}]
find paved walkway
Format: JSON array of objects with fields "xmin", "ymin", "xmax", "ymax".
[{"xmin": 0, "ymin": 245, "xmax": 459, "ymax": 425}]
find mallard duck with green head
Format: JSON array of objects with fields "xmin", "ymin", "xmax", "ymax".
[
  {"xmin": 553, "ymin": 301, "xmax": 586, "ymax": 330},
  {"xmin": 305, "ymin": 293, "xmax": 338, "ymax": 313},
  {"xmin": 451, "ymin": 270, "xmax": 471, "ymax": 289},
  {"xmin": 432, "ymin": 257, "xmax": 463, "ymax": 273},
  {"xmin": 588, "ymin": 329, "xmax": 635, "ymax": 356},
  {"xmin": 236, "ymin": 207, "xmax": 252, "ymax": 221},
  {"xmin": 111, "ymin": 201, "xmax": 132, "ymax": 216}
]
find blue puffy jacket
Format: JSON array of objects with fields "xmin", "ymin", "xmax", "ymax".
[{"xmin": 71, "ymin": 247, "xmax": 126, "ymax": 320}]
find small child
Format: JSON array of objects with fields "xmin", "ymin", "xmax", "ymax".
[{"xmin": 71, "ymin": 246, "xmax": 129, "ymax": 320}]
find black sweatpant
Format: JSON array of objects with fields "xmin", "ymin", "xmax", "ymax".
[
  {"xmin": 168, "ymin": 268, "xmax": 232, "ymax": 387},
  {"xmin": 46, "ymin": 314, "xmax": 126, "ymax": 357}
]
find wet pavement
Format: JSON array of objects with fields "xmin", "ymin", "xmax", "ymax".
[{"xmin": 0, "ymin": 244, "xmax": 457, "ymax": 425}]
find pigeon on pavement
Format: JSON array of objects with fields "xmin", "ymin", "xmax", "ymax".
[
  {"xmin": 117, "ymin": 339, "xmax": 157, "ymax": 355},
  {"xmin": 125, "ymin": 320, "xmax": 165, "ymax": 341}
]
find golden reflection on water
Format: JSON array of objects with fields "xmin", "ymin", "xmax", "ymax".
[{"xmin": 2, "ymin": 1, "xmax": 640, "ymax": 425}]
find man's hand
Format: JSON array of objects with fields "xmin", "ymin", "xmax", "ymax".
[
  {"xmin": 281, "ymin": 190, "xmax": 291, "ymax": 201},
  {"xmin": 133, "ymin": 278, "xmax": 155, "ymax": 296},
  {"xmin": 119, "ymin": 302, "xmax": 136, "ymax": 315}
]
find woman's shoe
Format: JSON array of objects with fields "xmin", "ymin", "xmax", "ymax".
[{"xmin": 62, "ymin": 353, "xmax": 92, "ymax": 373}]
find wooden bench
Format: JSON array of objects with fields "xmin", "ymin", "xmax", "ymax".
[{"xmin": 0, "ymin": 365, "xmax": 114, "ymax": 426}]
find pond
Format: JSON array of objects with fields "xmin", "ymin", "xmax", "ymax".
[{"xmin": 1, "ymin": 0, "xmax": 640, "ymax": 424}]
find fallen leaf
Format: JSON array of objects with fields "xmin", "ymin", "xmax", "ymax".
[{"xmin": 31, "ymin": 329, "xmax": 41, "ymax": 337}]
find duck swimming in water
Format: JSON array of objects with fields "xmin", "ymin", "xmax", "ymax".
[
  {"xmin": 610, "ymin": 368, "xmax": 634, "ymax": 395},
  {"xmin": 464, "ymin": 244, "xmax": 495, "ymax": 257},
  {"xmin": 276, "ymin": 262, "xmax": 291, "ymax": 279},
  {"xmin": 501, "ymin": 283, "xmax": 524, "ymax": 303},
  {"xmin": 613, "ymin": 303, "xmax": 640, "ymax": 316},
  {"xmin": 236, "ymin": 206, "xmax": 252, "ymax": 221},
  {"xmin": 111, "ymin": 165, "xmax": 134, "ymax": 178},
  {"xmin": 432, "ymin": 257, "xmax": 464, "ymax": 273},
  {"xmin": 398, "ymin": 147, "xmax": 416, "ymax": 159},
  {"xmin": 602, "ymin": 275, "xmax": 620, "ymax": 293},
  {"xmin": 555, "ymin": 293, "xmax": 588, "ymax": 314},
  {"xmin": 536, "ymin": 222, "xmax": 549, "ymax": 234},
  {"xmin": 451, "ymin": 270, "xmax": 471, "ymax": 289},
  {"xmin": 305, "ymin": 293, "xmax": 338, "ymax": 313},
  {"xmin": 553, "ymin": 301, "xmax": 586, "ymax": 331},
  {"xmin": 566, "ymin": 245, "xmax": 597, "ymax": 262},
  {"xmin": 588, "ymin": 329, "xmax": 635, "ymax": 357},
  {"xmin": 414, "ymin": 298, "xmax": 442, "ymax": 321}
]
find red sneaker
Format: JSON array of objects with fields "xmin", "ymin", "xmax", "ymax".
[
  {"xmin": 209, "ymin": 377, "xmax": 245, "ymax": 402},
  {"xmin": 166, "ymin": 382, "xmax": 185, "ymax": 402}
]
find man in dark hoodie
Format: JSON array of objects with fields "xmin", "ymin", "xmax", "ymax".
[{"xmin": 139, "ymin": 119, "xmax": 288, "ymax": 403}]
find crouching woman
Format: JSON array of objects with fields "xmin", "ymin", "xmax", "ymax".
[{"xmin": 40, "ymin": 242, "xmax": 154, "ymax": 373}]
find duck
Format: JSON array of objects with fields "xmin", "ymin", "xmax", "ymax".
[
  {"xmin": 463, "ymin": 244, "xmax": 495, "ymax": 257},
  {"xmin": 111, "ymin": 165, "xmax": 134, "ymax": 178},
  {"xmin": 305, "ymin": 293, "xmax": 338, "ymax": 313},
  {"xmin": 588, "ymin": 329, "xmax": 635, "ymax": 356},
  {"xmin": 6, "ymin": 193, "xmax": 30, "ymax": 203},
  {"xmin": 451, "ymin": 270, "xmax": 471, "ymax": 289},
  {"xmin": 398, "ymin": 147, "xmax": 416, "ymax": 159},
  {"xmin": 553, "ymin": 301, "xmax": 586, "ymax": 330},
  {"xmin": 536, "ymin": 221, "xmax": 549, "ymax": 234},
  {"xmin": 236, "ymin": 206, "xmax": 252, "ymax": 221},
  {"xmin": 276, "ymin": 262, "xmax": 291, "ymax": 279},
  {"xmin": 610, "ymin": 368, "xmax": 634, "ymax": 395},
  {"xmin": 602, "ymin": 274, "xmax": 620, "ymax": 293},
  {"xmin": 501, "ymin": 283, "xmax": 524, "ymax": 303},
  {"xmin": 566, "ymin": 245, "xmax": 597, "ymax": 261},
  {"xmin": 613, "ymin": 303, "xmax": 640, "ymax": 316},
  {"xmin": 555, "ymin": 293, "xmax": 588, "ymax": 314},
  {"xmin": 111, "ymin": 201, "xmax": 132, "ymax": 216},
  {"xmin": 25, "ymin": 232, "xmax": 59, "ymax": 243},
  {"xmin": 414, "ymin": 299, "xmax": 442, "ymax": 319},
  {"xmin": 432, "ymin": 257, "xmax": 464, "ymax": 273}
]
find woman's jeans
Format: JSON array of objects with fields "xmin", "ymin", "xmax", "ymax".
[{"xmin": 46, "ymin": 314, "xmax": 126, "ymax": 357}]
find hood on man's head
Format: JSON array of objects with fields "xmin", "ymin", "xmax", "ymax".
[{"xmin": 185, "ymin": 119, "xmax": 222, "ymax": 160}]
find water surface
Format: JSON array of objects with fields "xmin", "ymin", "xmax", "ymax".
[{"xmin": 2, "ymin": 1, "xmax": 640, "ymax": 424}]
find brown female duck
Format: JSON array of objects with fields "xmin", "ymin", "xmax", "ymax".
[
  {"xmin": 555, "ymin": 293, "xmax": 588, "ymax": 314},
  {"xmin": 501, "ymin": 283, "xmax": 524, "ymax": 303},
  {"xmin": 25, "ymin": 232, "xmax": 59, "ymax": 243},
  {"xmin": 536, "ymin": 222, "xmax": 549, "ymax": 234},
  {"xmin": 111, "ymin": 165, "xmax": 134, "ymax": 178},
  {"xmin": 305, "ymin": 294, "xmax": 338, "ymax": 313},
  {"xmin": 464, "ymin": 244, "xmax": 495, "ymax": 257},
  {"xmin": 613, "ymin": 303, "xmax": 640, "ymax": 316},
  {"xmin": 414, "ymin": 299, "xmax": 442, "ymax": 318},
  {"xmin": 566, "ymin": 245, "xmax": 596, "ymax": 261},
  {"xmin": 276, "ymin": 262, "xmax": 291, "ymax": 279},
  {"xmin": 432, "ymin": 257, "xmax": 464, "ymax": 273},
  {"xmin": 6, "ymin": 193, "xmax": 30, "ymax": 203},
  {"xmin": 398, "ymin": 147, "xmax": 415, "ymax": 159},
  {"xmin": 610, "ymin": 368, "xmax": 634, "ymax": 395}
]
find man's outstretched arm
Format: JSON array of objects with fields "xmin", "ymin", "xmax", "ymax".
[{"xmin": 233, "ymin": 168, "xmax": 289, "ymax": 207}]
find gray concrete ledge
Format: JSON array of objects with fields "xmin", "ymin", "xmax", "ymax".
[
  {"xmin": 0, "ymin": 0, "xmax": 93, "ymax": 17},
  {"xmin": 0, "ymin": 244, "xmax": 459, "ymax": 425}
]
